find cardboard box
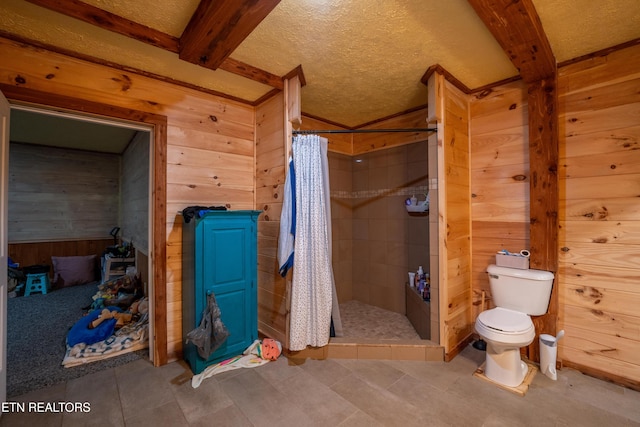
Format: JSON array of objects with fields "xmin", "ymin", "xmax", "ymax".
[{"xmin": 496, "ymin": 254, "xmax": 529, "ymax": 270}]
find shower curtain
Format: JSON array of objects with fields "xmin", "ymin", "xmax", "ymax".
[{"xmin": 278, "ymin": 134, "xmax": 342, "ymax": 351}]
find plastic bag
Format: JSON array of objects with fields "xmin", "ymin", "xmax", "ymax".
[{"xmin": 185, "ymin": 292, "xmax": 230, "ymax": 359}]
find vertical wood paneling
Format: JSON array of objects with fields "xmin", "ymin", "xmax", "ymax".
[
  {"xmin": 526, "ymin": 75, "xmax": 559, "ymax": 361},
  {"xmin": 442, "ymin": 81, "xmax": 473, "ymax": 358},
  {"xmin": 429, "ymin": 72, "xmax": 473, "ymax": 360}
]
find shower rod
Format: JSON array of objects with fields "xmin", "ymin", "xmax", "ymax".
[{"xmin": 292, "ymin": 128, "xmax": 437, "ymax": 135}]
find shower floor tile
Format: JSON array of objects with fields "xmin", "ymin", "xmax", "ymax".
[{"xmin": 338, "ymin": 300, "xmax": 421, "ymax": 340}]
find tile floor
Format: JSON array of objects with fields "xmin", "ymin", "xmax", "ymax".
[
  {"xmin": 2, "ymin": 344, "xmax": 639, "ymax": 427},
  {"xmin": 338, "ymin": 300, "xmax": 421, "ymax": 340}
]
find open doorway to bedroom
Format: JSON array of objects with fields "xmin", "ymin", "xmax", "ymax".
[{"xmin": 5, "ymin": 104, "xmax": 154, "ymax": 398}]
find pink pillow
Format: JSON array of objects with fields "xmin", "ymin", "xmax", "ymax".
[{"xmin": 52, "ymin": 255, "xmax": 97, "ymax": 287}]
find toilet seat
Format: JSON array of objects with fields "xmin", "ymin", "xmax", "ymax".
[
  {"xmin": 475, "ymin": 307, "xmax": 535, "ymax": 346},
  {"xmin": 478, "ymin": 307, "xmax": 533, "ymax": 334}
]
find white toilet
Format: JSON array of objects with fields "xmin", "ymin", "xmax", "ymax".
[{"xmin": 475, "ymin": 264, "xmax": 555, "ymax": 387}]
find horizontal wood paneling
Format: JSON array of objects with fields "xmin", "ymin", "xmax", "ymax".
[
  {"xmin": 0, "ymin": 36, "xmax": 256, "ymax": 362},
  {"xmin": 353, "ymin": 108, "xmax": 430, "ymax": 155},
  {"xmin": 255, "ymin": 93, "xmax": 287, "ymax": 346},
  {"xmin": 8, "ymin": 143, "xmax": 120, "ymax": 242},
  {"xmin": 299, "ymin": 115, "xmax": 352, "ymax": 155},
  {"xmin": 470, "ymin": 80, "xmax": 529, "ymax": 316},
  {"xmin": 121, "ymin": 131, "xmax": 150, "ymax": 253},
  {"xmin": 8, "ymin": 238, "xmax": 112, "ymax": 277},
  {"xmin": 558, "ymin": 43, "xmax": 640, "ymax": 388}
]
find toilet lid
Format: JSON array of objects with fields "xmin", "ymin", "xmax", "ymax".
[{"xmin": 478, "ymin": 308, "xmax": 532, "ymax": 333}]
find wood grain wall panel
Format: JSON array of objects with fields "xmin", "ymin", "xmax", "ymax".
[
  {"xmin": 352, "ymin": 108, "xmax": 430, "ymax": 155},
  {"xmin": 558, "ymin": 47, "xmax": 640, "ymax": 95},
  {"xmin": 470, "ymin": 127, "xmax": 529, "ymax": 168},
  {"xmin": 300, "ymin": 115, "xmax": 352, "ymax": 155},
  {"xmin": 167, "ymin": 125, "xmax": 255, "ymax": 157},
  {"xmin": 560, "ymin": 125, "xmax": 640, "ymax": 158},
  {"xmin": 558, "ymin": 43, "xmax": 640, "ymax": 389},
  {"xmin": 434, "ymin": 78, "xmax": 472, "ymax": 360},
  {"xmin": 560, "ymin": 220, "xmax": 640, "ymax": 245},
  {"xmin": 559, "ymin": 242, "xmax": 640, "ymax": 270},
  {"xmin": 121, "ymin": 132, "xmax": 150, "ymax": 254},
  {"xmin": 8, "ymin": 143, "xmax": 120, "ymax": 242},
  {"xmin": 470, "ymin": 76, "xmax": 529, "ymax": 323},
  {"xmin": 0, "ymin": 36, "xmax": 256, "ymax": 362},
  {"xmin": 255, "ymin": 93, "xmax": 288, "ymax": 345},
  {"xmin": 560, "ymin": 197, "xmax": 640, "ymax": 222},
  {"xmin": 562, "ymin": 282, "xmax": 640, "ymax": 318},
  {"xmin": 560, "ymin": 175, "xmax": 640, "ymax": 200},
  {"xmin": 560, "ymin": 303, "xmax": 639, "ymax": 342},
  {"xmin": 564, "ymin": 103, "xmax": 640, "ymax": 137},
  {"xmin": 470, "ymin": 104, "xmax": 528, "ymax": 136},
  {"xmin": 470, "ymin": 81, "xmax": 528, "ymax": 117},
  {"xmin": 8, "ymin": 238, "xmax": 112, "ymax": 274}
]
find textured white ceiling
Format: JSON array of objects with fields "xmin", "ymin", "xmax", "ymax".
[
  {"xmin": 533, "ymin": 0, "xmax": 640, "ymax": 62},
  {"xmin": 1, "ymin": 0, "xmax": 639, "ymax": 127}
]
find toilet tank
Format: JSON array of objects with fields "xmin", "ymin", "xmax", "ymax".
[{"xmin": 487, "ymin": 264, "xmax": 555, "ymax": 315}]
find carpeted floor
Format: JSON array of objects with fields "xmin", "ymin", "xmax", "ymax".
[{"xmin": 6, "ymin": 282, "xmax": 147, "ymax": 398}]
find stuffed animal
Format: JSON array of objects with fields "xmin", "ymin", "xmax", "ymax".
[
  {"xmin": 89, "ymin": 308, "xmax": 132, "ymax": 330},
  {"xmin": 258, "ymin": 338, "xmax": 282, "ymax": 361},
  {"xmin": 129, "ymin": 297, "xmax": 148, "ymax": 315}
]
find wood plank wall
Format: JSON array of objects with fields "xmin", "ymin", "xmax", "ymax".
[
  {"xmin": 300, "ymin": 115, "xmax": 352, "ymax": 155},
  {"xmin": 8, "ymin": 143, "xmax": 120, "ymax": 242},
  {"xmin": 121, "ymin": 131, "xmax": 150, "ymax": 254},
  {"xmin": 353, "ymin": 109, "xmax": 430, "ymax": 155},
  {"xmin": 557, "ymin": 43, "xmax": 640, "ymax": 389},
  {"xmin": 8, "ymin": 238, "xmax": 113, "ymax": 278},
  {"xmin": 469, "ymin": 80, "xmax": 530, "ymax": 317},
  {"xmin": 468, "ymin": 44, "xmax": 640, "ymax": 389},
  {"xmin": 441, "ymin": 79, "xmax": 473, "ymax": 359},
  {"xmin": 0, "ymin": 36, "xmax": 256, "ymax": 362},
  {"xmin": 255, "ymin": 92, "xmax": 288, "ymax": 345}
]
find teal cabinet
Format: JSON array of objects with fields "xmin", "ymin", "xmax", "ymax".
[{"xmin": 182, "ymin": 210, "xmax": 261, "ymax": 374}]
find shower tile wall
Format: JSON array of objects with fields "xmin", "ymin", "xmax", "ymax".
[
  {"xmin": 329, "ymin": 152, "xmax": 354, "ymax": 303},
  {"xmin": 329, "ymin": 141, "xmax": 429, "ymax": 315}
]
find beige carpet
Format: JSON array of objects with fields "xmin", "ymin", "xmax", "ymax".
[{"xmin": 338, "ymin": 300, "xmax": 420, "ymax": 340}]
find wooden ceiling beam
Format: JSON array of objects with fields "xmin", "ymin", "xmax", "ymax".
[
  {"xmin": 179, "ymin": 0, "xmax": 281, "ymax": 70},
  {"xmin": 467, "ymin": 0, "xmax": 556, "ymax": 82},
  {"xmin": 469, "ymin": 0, "xmax": 559, "ymax": 362},
  {"xmin": 25, "ymin": 0, "xmax": 179, "ymax": 52},
  {"xmin": 24, "ymin": 0, "xmax": 283, "ymax": 90}
]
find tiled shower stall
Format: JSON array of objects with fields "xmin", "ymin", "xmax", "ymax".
[{"xmin": 329, "ymin": 140, "xmax": 430, "ymax": 337}]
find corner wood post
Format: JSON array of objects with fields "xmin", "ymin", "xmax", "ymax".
[{"xmin": 526, "ymin": 75, "xmax": 559, "ymax": 362}]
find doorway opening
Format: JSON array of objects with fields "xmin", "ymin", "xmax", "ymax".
[{"xmin": 1, "ymin": 88, "xmax": 167, "ymax": 399}]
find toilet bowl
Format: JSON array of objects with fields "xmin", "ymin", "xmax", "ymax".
[
  {"xmin": 475, "ymin": 264, "xmax": 554, "ymax": 388},
  {"xmin": 476, "ymin": 307, "xmax": 535, "ymax": 387}
]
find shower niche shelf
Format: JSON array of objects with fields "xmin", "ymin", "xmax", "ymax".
[
  {"xmin": 406, "ymin": 205, "xmax": 429, "ymax": 213},
  {"xmin": 406, "ymin": 283, "xmax": 430, "ymax": 340}
]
